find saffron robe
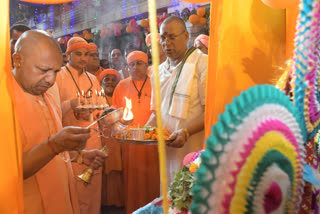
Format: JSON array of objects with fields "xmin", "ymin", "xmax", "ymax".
[
  {"xmin": 13, "ymin": 74, "xmax": 80, "ymax": 214},
  {"xmin": 112, "ymin": 76, "xmax": 160, "ymax": 213},
  {"xmin": 56, "ymin": 64, "xmax": 102, "ymax": 214}
]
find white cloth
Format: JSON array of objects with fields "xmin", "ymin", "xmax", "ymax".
[
  {"xmin": 118, "ymin": 69, "xmax": 125, "ymax": 80},
  {"xmin": 150, "ymin": 49, "xmax": 207, "ymax": 183}
]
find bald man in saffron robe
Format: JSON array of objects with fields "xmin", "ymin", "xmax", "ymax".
[
  {"xmin": 56, "ymin": 37, "xmax": 104, "ymax": 214},
  {"xmin": 112, "ymin": 51, "xmax": 160, "ymax": 213},
  {"xmin": 11, "ymin": 30, "xmax": 106, "ymax": 214}
]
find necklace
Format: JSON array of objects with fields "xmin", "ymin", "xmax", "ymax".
[
  {"xmin": 131, "ymin": 76, "xmax": 148, "ymax": 103},
  {"xmin": 65, "ymin": 66, "xmax": 93, "ymax": 97}
]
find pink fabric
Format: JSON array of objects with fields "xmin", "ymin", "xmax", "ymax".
[
  {"xmin": 181, "ymin": 152, "xmax": 196, "ymax": 167},
  {"xmin": 264, "ymin": 182, "xmax": 282, "ymax": 213},
  {"xmin": 12, "ymin": 74, "xmax": 80, "ymax": 214},
  {"xmin": 194, "ymin": 34, "xmax": 209, "ymax": 48},
  {"xmin": 56, "ymin": 65, "xmax": 103, "ymax": 214}
]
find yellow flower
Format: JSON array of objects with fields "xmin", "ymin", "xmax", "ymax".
[{"xmin": 189, "ymin": 163, "xmax": 199, "ymax": 173}]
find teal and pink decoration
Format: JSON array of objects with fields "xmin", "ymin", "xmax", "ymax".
[
  {"xmin": 191, "ymin": 85, "xmax": 305, "ymax": 214},
  {"xmin": 293, "ymin": 0, "xmax": 320, "ymax": 140}
]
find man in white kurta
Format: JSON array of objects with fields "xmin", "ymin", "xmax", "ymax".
[{"xmin": 148, "ymin": 16, "xmax": 207, "ymax": 183}]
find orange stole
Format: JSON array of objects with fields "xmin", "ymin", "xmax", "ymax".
[
  {"xmin": 12, "ymin": 75, "xmax": 79, "ymax": 214},
  {"xmin": 94, "ymin": 66, "xmax": 104, "ymax": 80},
  {"xmin": 56, "ymin": 65, "xmax": 103, "ymax": 214},
  {"xmin": 112, "ymin": 77, "xmax": 160, "ymax": 213}
]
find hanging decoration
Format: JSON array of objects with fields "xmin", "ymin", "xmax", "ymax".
[
  {"xmin": 199, "ymin": 17, "xmax": 207, "ymax": 26},
  {"xmin": 189, "ymin": 14, "xmax": 200, "ymax": 25},
  {"xmin": 292, "ymin": 0, "xmax": 320, "ymax": 140},
  {"xmin": 196, "ymin": 7, "xmax": 206, "ymax": 17},
  {"xmin": 179, "ymin": 0, "xmax": 210, "ymax": 3},
  {"xmin": 140, "ymin": 19, "xmax": 149, "ymax": 28},
  {"xmin": 261, "ymin": 0, "xmax": 300, "ymax": 9},
  {"xmin": 100, "ymin": 25, "xmax": 108, "ymax": 38},
  {"xmin": 20, "ymin": 0, "xmax": 75, "ymax": 4},
  {"xmin": 126, "ymin": 26, "xmax": 133, "ymax": 33},
  {"xmin": 83, "ymin": 30, "xmax": 89, "ymax": 35},
  {"xmin": 129, "ymin": 18, "xmax": 137, "ymax": 27},
  {"xmin": 84, "ymin": 33, "xmax": 93, "ymax": 40}
]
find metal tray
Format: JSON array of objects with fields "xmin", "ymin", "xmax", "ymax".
[{"xmin": 114, "ymin": 138, "xmax": 172, "ymax": 145}]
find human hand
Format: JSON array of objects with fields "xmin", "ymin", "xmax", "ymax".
[
  {"xmin": 50, "ymin": 126, "xmax": 91, "ymax": 153},
  {"xmin": 70, "ymin": 98, "xmax": 81, "ymax": 112},
  {"xmin": 74, "ymin": 110, "xmax": 91, "ymax": 121},
  {"xmin": 82, "ymin": 149, "xmax": 108, "ymax": 169},
  {"xmin": 166, "ymin": 129, "xmax": 187, "ymax": 148}
]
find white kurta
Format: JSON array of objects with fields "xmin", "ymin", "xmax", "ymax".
[{"xmin": 150, "ymin": 49, "xmax": 208, "ymax": 183}]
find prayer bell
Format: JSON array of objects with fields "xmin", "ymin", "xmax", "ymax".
[
  {"xmin": 78, "ymin": 168, "xmax": 93, "ymax": 186},
  {"xmin": 77, "ymin": 146, "xmax": 109, "ymax": 186}
]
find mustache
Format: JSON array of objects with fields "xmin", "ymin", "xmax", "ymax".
[{"xmin": 105, "ymin": 84, "xmax": 115, "ymax": 87}]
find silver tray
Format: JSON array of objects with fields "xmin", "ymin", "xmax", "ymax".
[{"xmin": 114, "ymin": 138, "xmax": 172, "ymax": 145}]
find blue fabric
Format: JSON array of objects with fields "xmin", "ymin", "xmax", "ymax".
[
  {"xmin": 304, "ymin": 164, "xmax": 320, "ymax": 185},
  {"xmin": 133, "ymin": 204, "xmax": 163, "ymax": 214}
]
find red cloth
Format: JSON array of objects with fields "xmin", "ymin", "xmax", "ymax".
[{"xmin": 127, "ymin": 51, "xmax": 148, "ymax": 65}]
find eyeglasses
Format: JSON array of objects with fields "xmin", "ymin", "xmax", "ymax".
[{"xmin": 160, "ymin": 30, "xmax": 186, "ymax": 43}]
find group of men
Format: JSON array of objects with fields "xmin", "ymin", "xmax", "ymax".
[{"xmin": 9, "ymin": 15, "xmax": 208, "ymax": 214}]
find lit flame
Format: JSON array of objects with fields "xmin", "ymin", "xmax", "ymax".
[{"xmin": 123, "ymin": 97, "xmax": 133, "ymax": 121}]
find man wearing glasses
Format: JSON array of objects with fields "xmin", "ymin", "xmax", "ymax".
[{"xmin": 147, "ymin": 16, "xmax": 208, "ymax": 183}]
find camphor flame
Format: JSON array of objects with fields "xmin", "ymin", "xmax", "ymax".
[{"xmin": 123, "ymin": 97, "xmax": 133, "ymax": 121}]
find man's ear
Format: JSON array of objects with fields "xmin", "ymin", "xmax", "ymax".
[
  {"xmin": 184, "ymin": 30, "xmax": 189, "ymax": 41},
  {"xmin": 12, "ymin": 52, "xmax": 22, "ymax": 68},
  {"xmin": 66, "ymin": 52, "xmax": 71, "ymax": 61}
]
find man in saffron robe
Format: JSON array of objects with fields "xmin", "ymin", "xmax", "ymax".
[
  {"xmin": 98, "ymin": 69, "xmax": 121, "ymax": 106},
  {"xmin": 10, "ymin": 24, "xmax": 61, "ymax": 108},
  {"xmin": 11, "ymin": 30, "xmax": 107, "ymax": 214},
  {"xmin": 98, "ymin": 69, "xmax": 125, "ymax": 213},
  {"xmin": 56, "ymin": 37, "xmax": 104, "ymax": 214},
  {"xmin": 147, "ymin": 16, "xmax": 208, "ymax": 183},
  {"xmin": 86, "ymin": 43, "xmax": 103, "ymax": 78},
  {"xmin": 112, "ymin": 51, "xmax": 160, "ymax": 213}
]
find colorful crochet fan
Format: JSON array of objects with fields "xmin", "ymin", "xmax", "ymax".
[
  {"xmin": 190, "ymin": 85, "xmax": 305, "ymax": 214},
  {"xmin": 293, "ymin": 0, "xmax": 320, "ymax": 140}
]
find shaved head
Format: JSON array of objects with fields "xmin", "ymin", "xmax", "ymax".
[
  {"xmin": 13, "ymin": 30, "xmax": 63, "ymax": 95},
  {"xmin": 15, "ymin": 30, "xmax": 61, "ymax": 56},
  {"xmin": 161, "ymin": 16, "xmax": 187, "ymax": 32},
  {"xmin": 160, "ymin": 16, "xmax": 189, "ymax": 63}
]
